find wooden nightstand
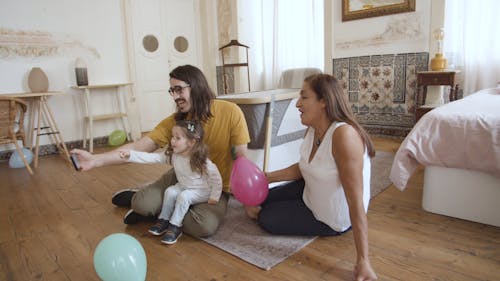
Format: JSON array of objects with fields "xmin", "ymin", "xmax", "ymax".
[{"xmin": 415, "ymin": 71, "xmax": 459, "ymax": 122}]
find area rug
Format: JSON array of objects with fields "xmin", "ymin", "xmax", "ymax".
[
  {"xmin": 200, "ymin": 151, "xmax": 394, "ymax": 270},
  {"xmin": 370, "ymin": 151, "xmax": 395, "ymax": 198}
]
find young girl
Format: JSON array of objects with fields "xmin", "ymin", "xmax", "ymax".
[{"xmin": 119, "ymin": 120, "xmax": 222, "ymax": 244}]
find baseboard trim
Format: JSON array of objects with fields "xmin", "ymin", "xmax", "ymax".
[
  {"xmin": 0, "ymin": 136, "xmax": 109, "ymax": 162},
  {"xmin": 365, "ymin": 126, "xmax": 410, "ymax": 138}
]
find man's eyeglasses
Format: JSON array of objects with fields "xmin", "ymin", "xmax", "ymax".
[{"xmin": 168, "ymin": 84, "xmax": 190, "ymax": 96}]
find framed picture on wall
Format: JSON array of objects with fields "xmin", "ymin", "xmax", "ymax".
[{"xmin": 342, "ymin": 0, "xmax": 416, "ymax": 21}]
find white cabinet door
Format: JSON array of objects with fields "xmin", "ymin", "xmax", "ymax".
[{"xmin": 127, "ymin": 0, "xmax": 201, "ymax": 133}]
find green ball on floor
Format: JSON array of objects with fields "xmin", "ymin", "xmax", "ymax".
[{"xmin": 108, "ymin": 130, "xmax": 127, "ymax": 146}]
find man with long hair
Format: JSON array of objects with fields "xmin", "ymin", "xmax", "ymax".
[{"xmin": 72, "ymin": 65, "xmax": 250, "ymax": 238}]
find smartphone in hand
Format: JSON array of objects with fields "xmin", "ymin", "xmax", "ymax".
[{"xmin": 70, "ymin": 154, "xmax": 81, "ymax": 171}]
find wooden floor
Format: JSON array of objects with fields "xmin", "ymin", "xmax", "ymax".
[{"xmin": 1, "ymin": 136, "xmax": 499, "ymax": 281}]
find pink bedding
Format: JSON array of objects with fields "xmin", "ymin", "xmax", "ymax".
[{"xmin": 390, "ymin": 87, "xmax": 500, "ymax": 190}]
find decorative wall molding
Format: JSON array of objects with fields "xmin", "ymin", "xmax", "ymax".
[
  {"xmin": 0, "ymin": 137, "xmax": 108, "ymax": 162},
  {"xmin": 336, "ymin": 14, "xmax": 424, "ymax": 50},
  {"xmin": 0, "ymin": 27, "xmax": 100, "ymax": 59}
]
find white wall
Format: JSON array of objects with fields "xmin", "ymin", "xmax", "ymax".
[
  {"xmin": 0, "ymin": 0, "xmax": 446, "ymax": 154},
  {"xmin": 0, "ymin": 0, "xmax": 129, "ymax": 148},
  {"xmin": 332, "ymin": 0, "xmax": 432, "ymax": 58}
]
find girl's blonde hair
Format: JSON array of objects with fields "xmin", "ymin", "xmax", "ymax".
[{"xmin": 165, "ymin": 120, "xmax": 209, "ymax": 174}]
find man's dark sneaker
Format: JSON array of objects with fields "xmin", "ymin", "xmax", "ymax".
[
  {"xmin": 111, "ymin": 189, "xmax": 138, "ymax": 207},
  {"xmin": 123, "ymin": 209, "xmax": 156, "ymax": 225},
  {"xmin": 148, "ymin": 219, "xmax": 170, "ymax": 236},
  {"xmin": 161, "ymin": 224, "xmax": 182, "ymax": 245}
]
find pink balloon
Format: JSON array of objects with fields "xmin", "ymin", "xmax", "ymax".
[{"xmin": 230, "ymin": 156, "xmax": 269, "ymax": 206}]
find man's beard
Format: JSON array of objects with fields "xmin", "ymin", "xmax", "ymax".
[{"xmin": 175, "ymin": 98, "xmax": 188, "ymax": 112}]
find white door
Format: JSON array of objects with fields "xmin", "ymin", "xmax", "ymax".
[
  {"xmin": 127, "ymin": 0, "xmax": 201, "ymax": 133},
  {"xmin": 165, "ymin": 0, "xmax": 201, "ymax": 70}
]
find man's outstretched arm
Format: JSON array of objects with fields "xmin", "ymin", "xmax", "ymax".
[{"xmin": 71, "ymin": 136, "xmax": 158, "ymax": 171}]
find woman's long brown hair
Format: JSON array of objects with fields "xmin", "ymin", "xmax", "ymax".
[{"xmin": 304, "ymin": 74, "xmax": 375, "ymax": 158}]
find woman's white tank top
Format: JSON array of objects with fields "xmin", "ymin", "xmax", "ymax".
[{"xmin": 299, "ymin": 122, "xmax": 371, "ymax": 232}]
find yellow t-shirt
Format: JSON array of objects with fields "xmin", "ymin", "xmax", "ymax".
[{"xmin": 147, "ymin": 99, "xmax": 250, "ymax": 192}]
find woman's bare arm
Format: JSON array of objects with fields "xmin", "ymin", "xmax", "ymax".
[
  {"xmin": 266, "ymin": 163, "xmax": 302, "ymax": 183},
  {"xmin": 333, "ymin": 125, "xmax": 377, "ymax": 281}
]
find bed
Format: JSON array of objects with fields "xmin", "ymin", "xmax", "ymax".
[
  {"xmin": 217, "ymin": 89, "xmax": 306, "ymax": 179},
  {"xmin": 390, "ymin": 87, "xmax": 500, "ymax": 227}
]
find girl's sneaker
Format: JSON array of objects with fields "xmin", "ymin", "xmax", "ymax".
[
  {"xmin": 161, "ymin": 224, "xmax": 182, "ymax": 245},
  {"xmin": 148, "ymin": 219, "xmax": 170, "ymax": 236}
]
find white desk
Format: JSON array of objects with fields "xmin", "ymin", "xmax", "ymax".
[
  {"xmin": 218, "ymin": 89, "xmax": 300, "ymax": 171},
  {"xmin": 73, "ymin": 83, "xmax": 132, "ymax": 152},
  {"xmin": 4, "ymin": 91, "xmax": 71, "ymax": 168}
]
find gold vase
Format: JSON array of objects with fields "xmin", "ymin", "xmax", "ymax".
[{"xmin": 430, "ymin": 53, "xmax": 448, "ymax": 71}]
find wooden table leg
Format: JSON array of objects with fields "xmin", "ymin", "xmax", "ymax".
[
  {"xmin": 117, "ymin": 85, "xmax": 131, "ymax": 141},
  {"xmin": 41, "ymin": 96, "xmax": 71, "ymax": 161},
  {"xmin": 34, "ymin": 98, "xmax": 42, "ymax": 168},
  {"xmin": 262, "ymin": 97, "xmax": 275, "ymax": 172},
  {"xmin": 14, "ymin": 142, "xmax": 34, "ymax": 175},
  {"xmin": 26, "ymin": 99, "xmax": 36, "ymax": 149},
  {"xmin": 84, "ymin": 88, "xmax": 94, "ymax": 153}
]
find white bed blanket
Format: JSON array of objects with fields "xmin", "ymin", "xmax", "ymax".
[{"xmin": 390, "ymin": 87, "xmax": 500, "ymax": 190}]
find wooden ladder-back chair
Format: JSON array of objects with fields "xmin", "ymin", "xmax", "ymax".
[{"xmin": 0, "ymin": 96, "xmax": 34, "ymax": 174}]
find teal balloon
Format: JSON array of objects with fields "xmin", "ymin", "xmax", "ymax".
[
  {"xmin": 9, "ymin": 148, "xmax": 33, "ymax": 168},
  {"xmin": 93, "ymin": 233, "xmax": 147, "ymax": 281},
  {"xmin": 108, "ymin": 130, "xmax": 127, "ymax": 146}
]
